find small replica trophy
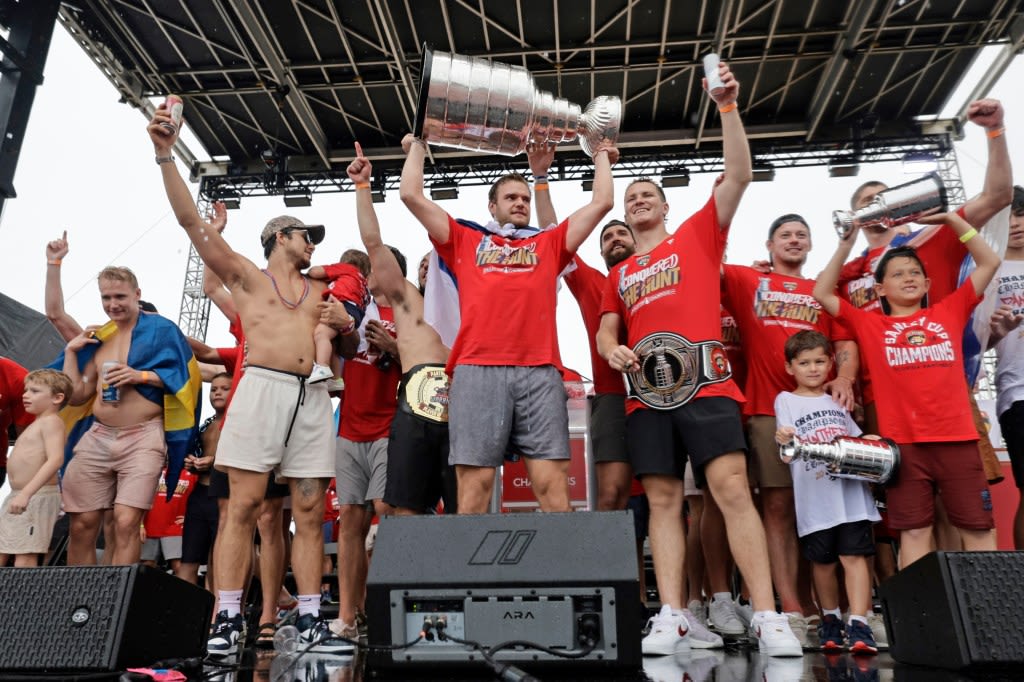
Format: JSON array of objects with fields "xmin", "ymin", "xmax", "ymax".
[
  {"xmin": 832, "ymin": 172, "xmax": 948, "ymax": 238},
  {"xmin": 779, "ymin": 435, "xmax": 900, "ymax": 484}
]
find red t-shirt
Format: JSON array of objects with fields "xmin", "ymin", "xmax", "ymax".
[
  {"xmin": 720, "ymin": 306, "xmax": 746, "ymax": 397},
  {"xmin": 338, "ymin": 306, "xmax": 400, "ymax": 442},
  {"xmin": 216, "ymin": 316, "xmax": 247, "ymax": 427},
  {"xmin": 600, "ymin": 195, "xmax": 744, "ymax": 414},
  {"xmin": 721, "ymin": 266, "xmax": 843, "ymax": 417},
  {"xmin": 144, "ymin": 468, "xmax": 197, "ymax": 538},
  {"xmin": 836, "ymin": 281, "xmax": 980, "ymax": 443},
  {"xmin": 432, "ymin": 217, "xmax": 572, "ymax": 375},
  {"xmin": 0, "ymin": 358, "xmax": 32, "ymax": 468},
  {"xmin": 564, "ymin": 257, "xmax": 625, "ymax": 396},
  {"xmin": 320, "ymin": 262, "xmax": 370, "ymax": 308},
  {"xmin": 837, "ymin": 216, "xmax": 968, "ymax": 406}
]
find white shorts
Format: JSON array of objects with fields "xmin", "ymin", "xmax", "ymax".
[
  {"xmin": 684, "ymin": 460, "xmax": 700, "ymax": 497},
  {"xmin": 216, "ymin": 366, "xmax": 335, "ymax": 479}
]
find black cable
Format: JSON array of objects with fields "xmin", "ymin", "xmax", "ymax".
[{"xmin": 487, "ymin": 639, "xmax": 598, "ymax": 660}]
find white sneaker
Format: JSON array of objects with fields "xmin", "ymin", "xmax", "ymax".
[
  {"xmin": 642, "ymin": 654, "xmax": 688, "ymax": 682},
  {"xmin": 785, "ymin": 611, "xmax": 810, "ymax": 649},
  {"xmin": 682, "ymin": 608, "xmax": 724, "ymax": 649},
  {"xmin": 750, "ymin": 611, "xmax": 803, "ymax": 657},
  {"xmin": 641, "ymin": 605, "xmax": 691, "ymax": 656},
  {"xmin": 687, "ymin": 599, "xmax": 708, "ymax": 625},
  {"xmin": 708, "ymin": 596, "xmax": 747, "ymax": 636},
  {"xmin": 755, "ymin": 652, "xmax": 807, "ymax": 681},
  {"xmin": 734, "ymin": 598, "xmax": 754, "ymax": 627},
  {"xmin": 804, "ymin": 614, "xmax": 821, "ymax": 649},
  {"xmin": 867, "ymin": 612, "xmax": 889, "ymax": 650},
  {"xmin": 308, "ymin": 363, "xmax": 333, "ymax": 383}
]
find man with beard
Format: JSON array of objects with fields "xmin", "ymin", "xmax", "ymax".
[
  {"xmin": 149, "ymin": 105, "xmax": 355, "ymax": 656},
  {"xmin": 721, "ymin": 214, "xmax": 857, "ymax": 647}
]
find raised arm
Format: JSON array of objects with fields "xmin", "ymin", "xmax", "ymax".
[
  {"xmin": 919, "ymin": 212, "xmax": 1001, "ymax": 295},
  {"xmin": 399, "ymin": 134, "xmax": 451, "ymax": 243},
  {"xmin": 62, "ymin": 327, "xmax": 100, "ymax": 406},
  {"xmin": 527, "ymin": 143, "xmax": 558, "ymax": 228},
  {"xmin": 813, "ymin": 230, "xmax": 858, "ymax": 316},
  {"xmin": 709, "ymin": 61, "xmax": 753, "ymax": 229},
  {"xmin": 350, "ymin": 142, "xmax": 407, "ymax": 304},
  {"xmin": 44, "ymin": 230, "xmax": 83, "ymax": 341},
  {"xmin": 148, "ymin": 105, "xmax": 251, "ymax": 287},
  {"xmin": 565, "ymin": 145, "xmax": 617, "ymax": 252},
  {"xmin": 962, "ymin": 100, "xmax": 1012, "ymax": 228}
]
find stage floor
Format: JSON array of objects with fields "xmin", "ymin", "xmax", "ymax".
[{"xmin": 188, "ymin": 647, "xmax": 1004, "ymax": 681}]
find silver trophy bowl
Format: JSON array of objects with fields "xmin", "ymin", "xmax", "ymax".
[
  {"xmin": 832, "ymin": 172, "xmax": 948, "ymax": 238},
  {"xmin": 780, "ymin": 435, "xmax": 900, "ymax": 484},
  {"xmin": 413, "ymin": 46, "xmax": 621, "ymax": 157}
]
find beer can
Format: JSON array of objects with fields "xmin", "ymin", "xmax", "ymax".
[
  {"xmin": 101, "ymin": 361, "xmax": 120, "ymax": 403},
  {"xmin": 161, "ymin": 94, "xmax": 183, "ymax": 134}
]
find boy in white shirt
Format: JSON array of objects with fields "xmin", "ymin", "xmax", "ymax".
[{"xmin": 774, "ymin": 330, "xmax": 881, "ymax": 654}]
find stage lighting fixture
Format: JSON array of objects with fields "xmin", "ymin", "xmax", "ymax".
[
  {"xmin": 902, "ymin": 152, "xmax": 938, "ymax": 174},
  {"xmin": 751, "ymin": 164, "xmax": 775, "ymax": 182},
  {"xmin": 828, "ymin": 157, "xmax": 860, "ymax": 178},
  {"xmin": 580, "ymin": 172, "xmax": 594, "ymax": 191},
  {"xmin": 430, "ymin": 180, "xmax": 459, "ymax": 201},
  {"xmin": 212, "ymin": 189, "xmax": 241, "ymax": 210},
  {"xmin": 283, "ymin": 190, "xmax": 312, "ymax": 208},
  {"xmin": 370, "ymin": 176, "xmax": 386, "ymax": 204},
  {"xmin": 661, "ymin": 167, "xmax": 690, "ymax": 188},
  {"xmin": 221, "ymin": 198, "xmax": 241, "ymax": 210}
]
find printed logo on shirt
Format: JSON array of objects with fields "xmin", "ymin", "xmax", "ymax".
[
  {"xmin": 997, "ymin": 273, "xmax": 1024, "ymax": 314},
  {"xmin": 792, "ymin": 408, "xmax": 849, "ymax": 478},
  {"xmin": 720, "ymin": 312, "xmax": 740, "ymax": 347},
  {"xmin": 883, "ymin": 317, "xmax": 956, "ymax": 368},
  {"xmin": 617, "ymin": 253, "xmax": 681, "ymax": 308},
  {"xmin": 753, "ymin": 278, "xmax": 822, "ymax": 328},
  {"xmin": 846, "ymin": 274, "xmax": 880, "ymax": 310},
  {"xmin": 475, "ymin": 236, "xmax": 539, "ymax": 272}
]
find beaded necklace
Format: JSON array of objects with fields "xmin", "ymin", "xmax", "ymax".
[{"xmin": 261, "ymin": 269, "xmax": 310, "ymax": 310}]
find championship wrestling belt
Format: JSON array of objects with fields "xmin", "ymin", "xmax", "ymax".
[
  {"xmin": 400, "ymin": 364, "xmax": 450, "ymax": 423},
  {"xmin": 624, "ymin": 333, "xmax": 732, "ymax": 410}
]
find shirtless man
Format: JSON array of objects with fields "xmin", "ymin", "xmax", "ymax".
[
  {"xmin": 330, "ymin": 144, "xmax": 454, "ymax": 640},
  {"xmin": 148, "ymin": 105, "xmax": 356, "ymax": 656}
]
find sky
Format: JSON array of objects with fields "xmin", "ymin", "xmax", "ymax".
[{"xmin": 1, "ymin": 26, "xmax": 1022, "ymax": 388}]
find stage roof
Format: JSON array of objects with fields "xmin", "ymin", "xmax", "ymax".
[{"xmin": 55, "ymin": 1, "xmax": 1023, "ymax": 195}]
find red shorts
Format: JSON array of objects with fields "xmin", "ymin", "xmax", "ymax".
[{"xmin": 886, "ymin": 441, "xmax": 994, "ymax": 531}]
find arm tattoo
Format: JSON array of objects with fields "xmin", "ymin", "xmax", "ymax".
[{"xmin": 836, "ymin": 350, "xmax": 849, "ymax": 368}]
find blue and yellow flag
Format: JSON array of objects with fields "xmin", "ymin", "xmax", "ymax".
[{"xmin": 49, "ymin": 312, "xmax": 202, "ymax": 499}]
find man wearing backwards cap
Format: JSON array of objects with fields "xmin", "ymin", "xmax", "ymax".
[{"xmin": 149, "ymin": 106, "xmax": 357, "ymax": 656}]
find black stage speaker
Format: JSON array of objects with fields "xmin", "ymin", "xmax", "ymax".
[
  {"xmin": 879, "ymin": 551, "xmax": 1024, "ymax": 670},
  {"xmin": 0, "ymin": 565, "xmax": 214, "ymax": 671},
  {"xmin": 367, "ymin": 511, "xmax": 642, "ymax": 674}
]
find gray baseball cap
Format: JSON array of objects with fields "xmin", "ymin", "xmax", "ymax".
[{"xmin": 260, "ymin": 215, "xmax": 325, "ymax": 246}]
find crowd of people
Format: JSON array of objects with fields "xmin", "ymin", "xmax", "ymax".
[{"xmin": 0, "ymin": 59, "xmax": 1022, "ymax": 665}]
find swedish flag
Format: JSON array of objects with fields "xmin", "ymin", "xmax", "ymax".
[{"xmin": 49, "ymin": 312, "xmax": 202, "ymax": 499}]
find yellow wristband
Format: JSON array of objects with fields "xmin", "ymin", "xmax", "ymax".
[
  {"xmin": 959, "ymin": 227, "xmax": 978, "ymax": 243},
  {"xmin": 718, "ymin": 102, "xmax": 737, "ymax": 114},
  {"xmin": 355, "ymin": 182, "xmax": 370, "ymax": 190},
  {"xmin": 47, "ymin": 259, "xmax": 62, "ymax": 266},
  {"xmin": 986, "ymin": 127, "xmax": 1005, "ymax": 139}
]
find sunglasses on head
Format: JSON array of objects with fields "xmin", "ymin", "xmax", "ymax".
[{"xmin": 282, "ymin": 228, "xmax": 313, "ymax": 244}]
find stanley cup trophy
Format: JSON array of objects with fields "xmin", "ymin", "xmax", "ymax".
[
  {"xmin": 779, "ymin": 435, "xmax": 900, "ymax": 484},
  {"xmin": 413, "ymin": 46, "xmax": 621, "ymax": 157},
  {"xmin": 832, "ymin": 172, "xmax": 948, "ymax": 238}
]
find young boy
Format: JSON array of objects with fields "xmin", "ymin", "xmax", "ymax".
[
  {"xmin": 774, "ymin": 330, "xmax": 881, "ymax": 654},
  {"xmin": 814, "ymin": 211, "xmax": 1001, "ymax": 569},
  {"xmin": 308, "ymin": 249, "xmax": 371, "ymax": 383},
  {"xmin": 0, "ymin": 369, "xmax": 72, "ymax": 566}
]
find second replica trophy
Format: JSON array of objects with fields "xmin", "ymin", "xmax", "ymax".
[
  {"xmin": 413, "ymin": 47, "xmax": 621, "ymax": 157},
  {"xmin": 832, "ymin": 172, "xmax": 948, "ymax": 238}
]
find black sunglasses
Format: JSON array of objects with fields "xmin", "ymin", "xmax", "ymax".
[{"xmin": 282, "ymin": 228, "xmax": 313, "ymax": 244}]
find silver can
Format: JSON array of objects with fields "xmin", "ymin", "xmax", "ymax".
[{"xmin": 100, "ymin": 360, "xmax": 120, "ymax": 403}]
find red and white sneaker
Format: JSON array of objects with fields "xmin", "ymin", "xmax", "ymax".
[{"xmin": 642, "ymin": 605, "xmax": 691, "ymax": 656}]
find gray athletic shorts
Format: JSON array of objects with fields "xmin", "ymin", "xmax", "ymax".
[
  {"xmin": 590, "ymin": 393, "xmax": 628, "ymax": 463},
  {"xmin": 449, "ymin": 364, "xmax": 570, "ymax": 468},
  {"xmin": 140, "ymin": 535, "xmax": 183, "ymax": 562},
  {"xmin": 335, "ymin": 437, "xmax": 388, "ymax": 505}
]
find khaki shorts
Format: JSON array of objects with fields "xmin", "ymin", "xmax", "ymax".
[
  {"xmin": 216, "ymin": 366, "xmax": 335, "ymax": 479},
  {"xmin": 747, "ymin": 415, "xmax": 792, "ymax": 489},
  {"xmin": 63, "ymin": 418, "xmax": 166, "ymax": 512},
  {"xmin": 0, "ymin": 485, "xmax": 61, "ymax": 554}
]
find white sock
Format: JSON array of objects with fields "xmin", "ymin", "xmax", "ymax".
[
  {"xmin": 824, "ymin": 608, "xmax": 842, "ymax": 619},
  {"xmin": 713, "ymin": 592, "xmax": 732, "ymax": 603},
  {"xmin": 849, "ymin": 614, "xmax": 868, "ymax": 625},
  {"xmin": 218, "ymin": 589, "xmax": 243, "ymax": 618},
  {"xmin": 298, "ymin": 594, "xmax": 320, "ymax": 617}
]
